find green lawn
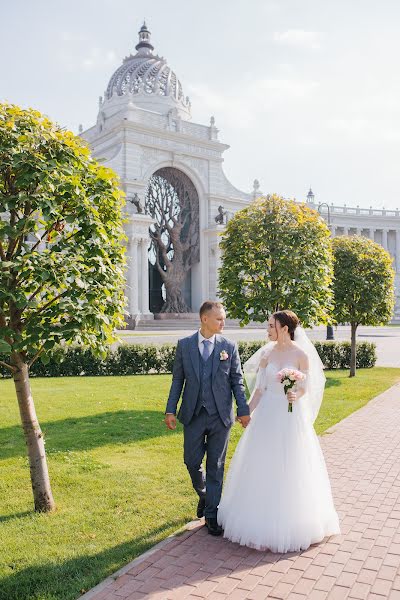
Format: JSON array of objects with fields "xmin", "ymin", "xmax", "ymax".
[{"xmin": 0, "ymin": 368, "xmax": 399, "ymax": 600}]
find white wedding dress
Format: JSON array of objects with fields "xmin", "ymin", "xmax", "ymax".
[{"xmin": 217, "ymin": 352, "xmax": 340, "ymax": 553}]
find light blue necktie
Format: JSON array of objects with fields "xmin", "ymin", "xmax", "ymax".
[{"xmin": 202, "ymin": 339, "xmax": 212, "ymax": 362}]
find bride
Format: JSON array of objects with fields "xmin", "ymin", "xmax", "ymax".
[{"xmin": 217, "ymin": 310, "xmax": 340, "ymax": 552}]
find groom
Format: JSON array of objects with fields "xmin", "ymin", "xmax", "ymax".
[{"xmin": 165, "ymin": 301, "xmax": 250, "ymax": 536}]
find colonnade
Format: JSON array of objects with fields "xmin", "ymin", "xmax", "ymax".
[
  {"xmin": 329, "ymin": 225, "xmax": 400, "ymax": 272},
  {"xmin": 126, "ymin": 235, "xmax": 151, "ymax": 316}
]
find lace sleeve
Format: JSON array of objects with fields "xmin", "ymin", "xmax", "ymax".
[
  {"xmin": 248, "ymin": 361, "xmax": 268, "ymax": 414},
  {"xmin": 255, "ymin": 365, "xmax": 268, "ymax": 392}
]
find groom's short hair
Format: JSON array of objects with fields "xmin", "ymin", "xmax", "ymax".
[{"xmin": 199, "ymin": 301, "xmax": 224, "ymax": 318}]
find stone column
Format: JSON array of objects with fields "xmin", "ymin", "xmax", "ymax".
[
  {"xmin": 141, "ymin": 238, "xmax": 150, "ymax": 314},
  {"xmin": 342, "ymin": 226, "xmax": 349, "ymax": 236},
  {"xmin": 369, "ymin": 228, "xmax": 375, "ymax": 241},
  {"xmin": 396, "ymin": 230, "xmax": 400, "ymax": 272},
  {"xmin": 128, "ymin": 238, "xmax": 139, "ymax": 315},
  {"xmin": 330, "ymin": 224, "xmax": 336, "ymax": 237},
  {"xmin": 356, "ymin": 227, "xmax": 362, "ymax": 236},
  {"xmin": 382, "ymin": 228, "xmax": 388, "ymax": 250},
  {"xmin": 215, "ymin": 238, "xmax": 222, "ymax": 300}
]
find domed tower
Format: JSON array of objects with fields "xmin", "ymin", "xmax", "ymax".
[
  {"xmin": 102, "ymin": 21, "xmax": 191, "ymax": 121},
  {"xmin": 81, "ymin": 22, "xmax": 252, "ymax": 325}
]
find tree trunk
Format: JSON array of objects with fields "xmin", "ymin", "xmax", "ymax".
[
  {"xmin": 162, "ymin": 280, "xmax": 189, "ymax": 313},
  {"xmin": 161, "ymin": 268, "xmax": 190, "ymax": 313},
  {"xmin": 12, "ymin": 353, "xmax": 56, "ymax": 512},
  {"xmin": 350, "ymin": 322, "xmax": 358, "ymax": 378}
]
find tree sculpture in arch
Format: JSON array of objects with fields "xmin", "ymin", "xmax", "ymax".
[{"xmin": 145, "ymin": 167, "xmax": 199, "ymax": 313}]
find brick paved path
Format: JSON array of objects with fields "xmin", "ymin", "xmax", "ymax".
[{"xmin": 83, "ymin": 383, "xmax": 400, "ymax": 600}]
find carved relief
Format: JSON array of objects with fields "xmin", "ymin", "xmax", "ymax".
[
  {"xmin": 139, "ymin": 147, "xmax": 169, "ymax": 177},
  {"xmin": 133, "ymin": 132, "xmax": 221, "ymax": 158},
  {"xmin": 179, "ymin": 156, "xmax": 208, "ymax": 184}
]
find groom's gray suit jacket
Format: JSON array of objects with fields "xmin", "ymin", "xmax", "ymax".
[{"xmin": 166, "ymin": 332, "xmax": 250, "ymax": 427}]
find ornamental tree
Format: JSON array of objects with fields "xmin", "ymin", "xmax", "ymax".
[
  {"xmin": 0, "ymin": 104, "xmax": 126, "ymax": 512},
  {"xmin": 219, "ymin": 194, "xmax": 334, "ymax": 327},
  {"xmin": 332, "ymin": 235, "xmax": 395, "ymax": 377}
]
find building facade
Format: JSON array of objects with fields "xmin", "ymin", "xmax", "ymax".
[
  {"xmin": 82, "ymin": 23, "xmax": 400, "ymax": 323},
  {"xmin": 307, "ymin": 189, "xmax": 400, "ymax": 321}
]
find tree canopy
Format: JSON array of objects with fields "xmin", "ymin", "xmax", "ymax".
[
  {"xmin": 219, "ymin": 194, "xmax": 334, "ymax": 327},
  {"xmin": 0, "ymin": 103, "xmax": 126, "ymax": 364},
  {"xmin": 332, "ymin": 235, "xmax": 395, "ymax": 376}
]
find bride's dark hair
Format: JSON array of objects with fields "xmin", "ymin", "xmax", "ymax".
[{"xmin": 272, "ymin": 310, "xmax": 300, "ymax": 340}]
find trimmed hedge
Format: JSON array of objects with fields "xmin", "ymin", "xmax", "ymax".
[{"xmin": 0, "ymin": 340, "xmax": 376, "ymax": 379}]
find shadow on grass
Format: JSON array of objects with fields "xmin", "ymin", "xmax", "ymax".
[
  {"xmin": 324, "ymin": 375, "xmax": 342, "ymax": 388},
  {"xmin": 0, "ymin": 511, "xmax": 33, "ymax": 524},
  {"xmin": 0, "ymin": 518, "xmax": 186, "ymax": 600},
  {"xmin": 0, "ymin": 410, "xmax": 179, "ymax": 460}
]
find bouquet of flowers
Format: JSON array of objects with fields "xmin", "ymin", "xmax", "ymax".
[{"xmin": 276, "ymin": 368, "xmax": 306, "ymax": 413}]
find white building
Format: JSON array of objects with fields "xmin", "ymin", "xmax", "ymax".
[{"xmin": 82, "ymin": 23, "xmax": 400, "ymax": 324}]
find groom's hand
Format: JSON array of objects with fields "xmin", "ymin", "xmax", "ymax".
[
  {"xmin": 165, "ymin": 413, "xmax": 177, "ymax": 430},
  {"xmin": 237, "ymin": 415, "xmax": 251, "ymax": 428}
]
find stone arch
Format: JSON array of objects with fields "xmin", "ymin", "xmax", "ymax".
[
  {"xmin": 145, "ymin": 166, "xmax": 200, "ymax": 313},
  {"xmin": 141, "ymin": 159, "xmax": 206, "ymax": 201}
]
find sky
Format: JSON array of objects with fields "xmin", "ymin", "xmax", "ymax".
[{"xmin": 2, "ymin": 0, "xmax": 400, "ymax": 209}]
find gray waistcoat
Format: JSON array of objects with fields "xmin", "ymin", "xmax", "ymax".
[{"xmin": 195, "ymin": 350, "xmax": 218, "ymax": 416}]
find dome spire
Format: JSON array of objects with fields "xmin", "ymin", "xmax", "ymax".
[{"xmin": 135, "ymin": 21, "xmax": 154, "ymax": 56}]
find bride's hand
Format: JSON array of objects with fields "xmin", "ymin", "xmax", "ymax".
[{"xmin": 287, "ymin": 390, "xmax": 297, "ymax": 402}]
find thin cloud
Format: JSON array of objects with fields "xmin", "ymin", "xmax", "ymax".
[
  {"xmin": 61, "ymin": 31, "xmax": 89, "ymax": 42},
  {"xmin": 57, "ymin": 46, "xmax": 118, "ymax": 72},
  {"xmin": 273, "ymin": 29, "xmax": 323, "ymax": 49},
  {"xmin": 327, "ymin": 117, "xmax": 400, "ymax": 144},
  {"xmin": 81, "ymin": 48, "xmax": 117, "ymax": 70},
  {"xmin": 188, "ymin": 77, "xmax": 319, "ymax": 130}
]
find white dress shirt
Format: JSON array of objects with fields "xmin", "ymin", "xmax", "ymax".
[{"xmin": 198, "ymin": 330, "xmax": 216, "ymax": 358}]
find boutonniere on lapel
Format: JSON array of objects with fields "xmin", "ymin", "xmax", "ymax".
[{"xmin": 220, "ymin": 350, "xmax": 229, "ymax": 361}]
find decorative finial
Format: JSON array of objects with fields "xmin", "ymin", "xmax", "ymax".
[
  {"xmin": 135, "ymin": 21, "xmax": 154, "ymax": 55},
  {"xmin": 253, "ymin": 179, "xmax": 260, "ymax": 192},
  {"xmin": 306, "ymin": 187, "xmax": 315, "ymax": 203},
  {"xmin": 210, "ymin": 116, "xmax": 215, "ymax": 127},
  {"xmin": 78, "ymin": 124, "xmax": 83, "ymax": 133}
]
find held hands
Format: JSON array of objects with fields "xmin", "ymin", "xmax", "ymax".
[
  {"xmin": 237, "ymin": 415, "xmax": 251, "ymax": 428},
  {"xmin": 165, "ymin": 413, "xmax": 177, "ymax": 430}
]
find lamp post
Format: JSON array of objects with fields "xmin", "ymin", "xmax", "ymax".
[{"xmin": 317, "ymin": 202, "xmax": 335, "ymax": 341}]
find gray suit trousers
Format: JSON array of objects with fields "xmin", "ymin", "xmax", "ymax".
[{"xmin": 183, "ymin": 408, "xmax": 231, "ymax": 519}]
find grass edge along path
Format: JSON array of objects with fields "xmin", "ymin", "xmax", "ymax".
[{"xmin": 0, "ymin": 367, "xmax": 399, "ymax": 600}]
